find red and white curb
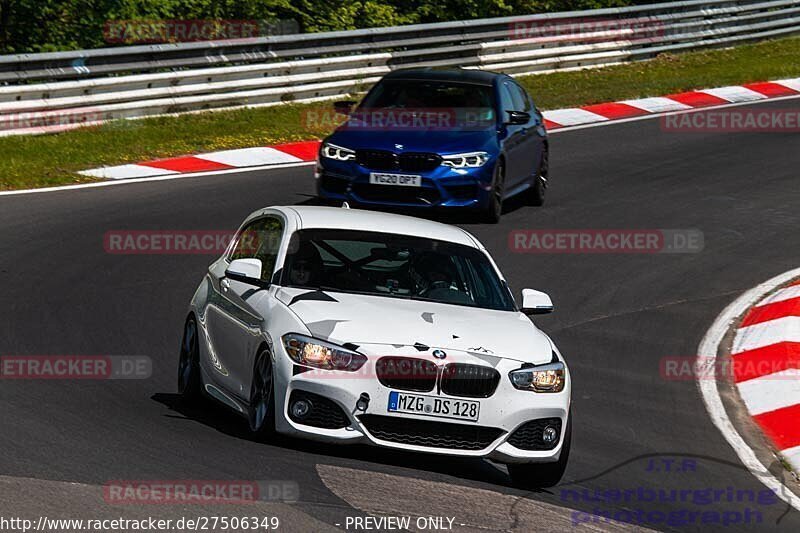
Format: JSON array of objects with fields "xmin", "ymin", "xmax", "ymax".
[
  {"xmin": 542, "ymin": 78, "xmax": 800, "ymax": 129},
  {"xmin": 698, "ymin": 268, "xmax": 800, "ymax": 514},
  {"xmin": 732, "ymin": 279, "xmax": 800, "ymax": 473},
  {"xmin": 79, "ymin": 141, "xmax": 320, "ymax": 180},
  {"xmin": 79, "ymin": 77, "xmax": 800, "ymax": 180}
]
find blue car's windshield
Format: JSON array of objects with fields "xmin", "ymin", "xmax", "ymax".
[
  {"xmin": 281, "ymin": 229, "xmax": 515, "ymax": 312},
  {"xmin": 360, "ymin": 80, "xmax": 495, "ymax": 113}
]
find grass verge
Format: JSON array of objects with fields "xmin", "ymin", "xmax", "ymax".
[{"xmin": 3, "ymin": 35, "xmax": 800, "ymax": 190}]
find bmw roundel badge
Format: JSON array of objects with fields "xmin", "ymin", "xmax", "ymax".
[{"xmin": 432, "ymin": 349, "xmax": 447, "ymax": 359}]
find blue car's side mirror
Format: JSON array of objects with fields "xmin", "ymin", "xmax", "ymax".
[{"xmin": 506, "ymin": 110, "xmax": 530, "ymax": 125}]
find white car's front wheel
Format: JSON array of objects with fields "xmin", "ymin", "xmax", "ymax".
[
  {"xmin": 177, "ymin": 315, "xmax": 202, "ymax": 401},
  {"xmin": 507, "ymin": 412, "xmax": 571, "ymax": 489},
  {"xmin": 248, "ymin": 347, "xmax": 276, "ymax": 439}
]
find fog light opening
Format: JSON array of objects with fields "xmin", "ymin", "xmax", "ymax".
[
  {"xmin": 542, "ymin": 425, "xmax": 558, "ymax": 445},
  {"xmin": 291, "ymin": 399, "xmax": 311, "ymax": 419}
]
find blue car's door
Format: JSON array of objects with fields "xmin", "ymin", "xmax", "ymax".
[
  {"xmin": 508, "ymin": 81, "xmax": 545, "ymax": 188},
  {"xmin": 498, "ymin": 81, "xmax": 528, "ymax": 188}
]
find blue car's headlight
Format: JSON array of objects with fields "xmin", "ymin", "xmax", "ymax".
[
  {"xmin": 441, "ymin": 151, "xmax": 489, "ymax": 168},
  {"xmin": 321, "ymin": 142, "xmax": 356, "ymax": 161}
]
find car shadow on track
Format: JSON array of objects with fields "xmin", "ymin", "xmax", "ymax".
[{"xmin": 152, "ymin": 392, "xmax": 514, "ymax": 490}]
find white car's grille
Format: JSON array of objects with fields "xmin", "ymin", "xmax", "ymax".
[
  {"xmin": 440, "ymin": 363, "xmax": 501, "ymax": 398},
  {"xmin": 375, "ymin": 358, "xmax": 501, "ymax": 398},
  {"xmin": 359, "ymin": 414, "xmax": 504, "ymax": 450},
  {"xmin": 375, "ymin": 357, "xmax": 437, "ymax": 392}
]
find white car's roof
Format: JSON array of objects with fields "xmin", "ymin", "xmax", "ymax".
[{"xmin": 279, "ymin": 206, "xmax": 480, "ymax": 248}]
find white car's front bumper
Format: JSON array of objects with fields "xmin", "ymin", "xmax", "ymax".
[{"xmin": 273, "ymin": 347, "xmax": 571, "ymax": 464}]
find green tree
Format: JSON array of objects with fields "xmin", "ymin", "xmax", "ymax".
[{"xmin": 0, "ymin": 0, "xmax": 639, "ymax": 54}]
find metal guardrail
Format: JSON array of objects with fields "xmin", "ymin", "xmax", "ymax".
[{"xmin": 1, "ymin": 0, "xmax": 798, "ymax": 135}]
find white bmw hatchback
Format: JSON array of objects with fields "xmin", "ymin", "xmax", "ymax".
[{"xmin": 179, "ymin": 206, "xmax": 571, "ymax": 487}]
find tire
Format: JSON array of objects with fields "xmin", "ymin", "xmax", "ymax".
[
  {"xmin": 525, "ymin": 147, "xmax": 548, "ymax": 207},
  {"xmin": 481, "ymin": 160, "xmax": 505, "ymax": 224},
  {"xmin": 507, "ymin": 413, "xmax": 571, "ymax": 489},
  {"xmin": 177, "ymin": 315, "xmax": 203, "ymax": 401},
  {"xmin": 248, "ymin": 347, "xmax": 276, "ymax": 439}
]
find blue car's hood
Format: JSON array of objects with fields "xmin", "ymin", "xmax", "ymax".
[{"xmin": 327, "ymin": 126, "xmax": 497, "ymax": 155}]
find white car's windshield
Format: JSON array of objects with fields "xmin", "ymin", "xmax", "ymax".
[{"xmin": 281, "ymin": 229, "xmax": 515, "ymax": 311}]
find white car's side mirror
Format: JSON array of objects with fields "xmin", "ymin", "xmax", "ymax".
[
  {"xmin": 225, "ymin": 258, "xmax": 263, "ymax": 285},
  {"xmin": 521, "ymin": 288, "xmax": 553, "ymax": 315}
]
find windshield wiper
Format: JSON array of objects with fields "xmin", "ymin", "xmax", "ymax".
[{"xmin": 316, "ymin": 285, "xmax": 413, "ymax": 299}]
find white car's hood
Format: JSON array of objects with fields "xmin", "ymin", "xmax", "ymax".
[{"xmin": 276, "ymin": 288, "xmax": 553, "ymax": 364}]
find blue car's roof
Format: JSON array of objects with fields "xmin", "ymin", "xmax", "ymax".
[{"xmin": 381, "ymin": 68, "xmax": 503, "ymax": 86}]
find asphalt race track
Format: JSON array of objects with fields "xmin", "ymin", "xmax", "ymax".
[{"xmin": 2, "ymin": 99, "xmax": 800, "ymax": 532}]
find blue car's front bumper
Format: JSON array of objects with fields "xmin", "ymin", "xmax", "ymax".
[{"xmin": 317, "ymin": 157, "xmax": 495, "ymax": 209}]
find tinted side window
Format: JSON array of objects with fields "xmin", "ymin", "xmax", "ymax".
[
  {"xmin": 230, "ymin": 216, "xmax": 283, "ymax": 281},
  {"xmin": 510, "ymin": 82, "xmax": 531, "ymax": 112},
  {"xmin": 499, "ymin": 82, "xmax": 516, "ymax": 114},
  {"xmin": 503, "ymin": 81, "xmax": 524, "ymax": 112}
]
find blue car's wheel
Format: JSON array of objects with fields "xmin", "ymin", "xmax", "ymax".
[
  {"xmin": 526, "ymin": 147, "xmax": 548, "ymax": 207},
  {"xmin": 481, "ymin": 160, "xmax": 505, "ymax": 224}
]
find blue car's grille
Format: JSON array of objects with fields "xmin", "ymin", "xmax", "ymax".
[
  {"xmin": 356, "ymin": 149, "xmax": 442, "ymax": 172},
  {"xmin": 356, "ymin": 149, "xmax": 395, "ymax": 170},
  {"xmin": 399, "ymin": 152, "xmax": 442, "ymax": 172}
]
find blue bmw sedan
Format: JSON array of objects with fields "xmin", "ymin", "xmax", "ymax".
[{"xmin": 315, "ymin": 68, "xmax": 549, "ymax": 223}]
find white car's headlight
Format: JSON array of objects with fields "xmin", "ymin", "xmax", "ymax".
[
  {"xmin": 321, "ymin": 142, "xmax": 356, "ymax": 161},
  {"xmin": 509, "ymin": 360, "xmax": 565, "ymax": 393},
  {"xmin": 441, "ymin": 151, "xmax": 489, "ymax": 168},
  {"xmin": 282, "ymin": 333, "xmax": 366, "ymax": 371}
]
